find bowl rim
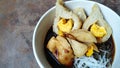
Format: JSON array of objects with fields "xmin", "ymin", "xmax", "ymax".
[
  {"xmin": 32, "ymin": 6, "xmax": 55, "ymax": 68},
  {"xmin": 32, "ymin": 0, "xmax": 120, "ymax": 68}
]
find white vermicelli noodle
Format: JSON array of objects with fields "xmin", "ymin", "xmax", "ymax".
[{"xmin": 74, "ymin": 50, "xmax": 112, "ymax": 68}]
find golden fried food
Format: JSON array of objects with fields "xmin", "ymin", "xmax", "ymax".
[
  {"xmin": 73, "ymin": 7, "xmax": 87, "ymax": 22},
  {"xmin": 53, "ymin": 0, "xmax": 82, "ymax": 35},
  {"xmin": 47, "ymin": 36, "xmax": 74, "ymax": 66},
  {"xmin": 82, "ymin": 4, "xmax": 112, "ymax": 43},
  {"xmin": 69, "ymin": 29, "xmax": 97, "ymax": 43},
  {"xmin": 67, "ymin": 38, "xmax": 88, "ymax": 58}
]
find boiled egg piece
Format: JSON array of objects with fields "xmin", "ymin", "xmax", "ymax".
[
  {"xmin": 90, "ymin": 24, "xmax": 106, "ymax": 38},
  {"xmin": 57, "ymin": 18, "xmax": 73, "ymax": 36},
  {"xmin": 86, "ymin": 45, "xmax": 94, "ymax": 57}
]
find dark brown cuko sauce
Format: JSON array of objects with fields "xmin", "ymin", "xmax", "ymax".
[{"xmin": 44, "ymin": 26, "xmax": 115, "ymax": 68}]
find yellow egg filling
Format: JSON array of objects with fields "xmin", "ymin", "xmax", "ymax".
[
  {"xmin": 57, "ymin": 18, "xmax": 73, "ymax": 36},
  {"xmin": 90, "ymin": 24, "xmax": 106, "ymax": 38},
  {"xmin": 58, "ymin": 30, "xmax": 64, "ymax": 36},
  {"xmin": 86, "ymin": 45, "xmax": 94, "ymax": 57}
]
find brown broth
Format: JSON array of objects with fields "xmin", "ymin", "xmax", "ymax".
[
  {"xmin": 93, "ymin": 36, "xmax": 115, "ymax": 65},
  {"xmin": 44, "ymin": 26, "xmax": 115, "ymax": 68}
]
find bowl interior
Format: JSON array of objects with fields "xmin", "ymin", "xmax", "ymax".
[{"xmin": 33, "ymin": 1, "xmax": 120, "ymax": 68}]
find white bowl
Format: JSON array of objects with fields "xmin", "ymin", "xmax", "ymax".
[{"xmin": 32, "ymin": 1, "xmax": 120, "ymax": 68}]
